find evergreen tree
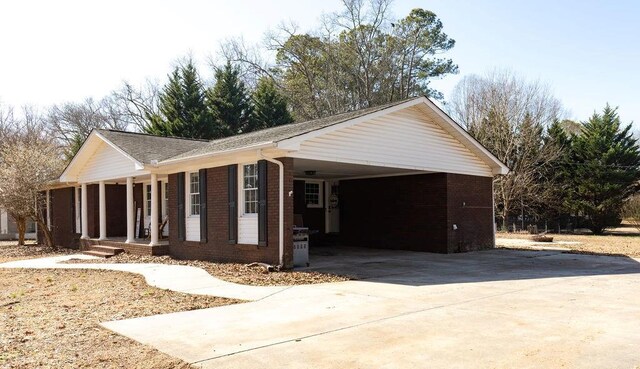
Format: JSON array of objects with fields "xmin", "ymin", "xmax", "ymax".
[
  {"xmin": 207, "ymin": 62, "xmax": 252, "ymax": 136},
  {"xmin": 540, "ymin": 120, "xmax": 574, "ymax": 224},
  {"xmin": 145, "ymin": 60, "xmax": 217, "ymax": 139},
  {"xmin": 568, "ymin": 105, "xmax": 640, "ymax": 234},
  {"xmin": 248, "ymin": 77, "xmax": 294, "ymax": 132}
]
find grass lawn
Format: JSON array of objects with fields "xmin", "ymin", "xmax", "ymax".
[{"xmin": 496, "ymin": 232, "xmax": 640, "ymax": 257}]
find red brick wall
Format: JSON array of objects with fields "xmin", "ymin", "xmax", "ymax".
[
  {"xmin": 340, "ymin": 173, "xmax": 449, "ymax": 253},
  {"xmin": 339, "ymin": 173, "xmax": 494, "ymax": 254},
  {"xmin": 86, "ymin": 184, "xmax": 98, "ymax": 238},
  {"xmin": 105, "ymin": 184, "xmax": 126, "ymax": 237},
  {"xmin": 50, "ymin": 187, "xmax": 79, "ymax": 248},
  {"xmin": 446, "ymin": 174, "xmax": 494, "ymax": 252},
  {"xmin": 168, "ymin": 158, "xmax": 294, "ymax": 267}
]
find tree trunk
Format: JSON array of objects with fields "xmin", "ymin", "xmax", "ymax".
[
  {"xmin": 9, "ymin": 213, "xmax": 26, "ymax": 246},
  {"xmin": 35, "ymin": 218, "xmax": 55, "ymax": 248},
  {"xmin": 16, "ymin": 217, "xmax": 26, "ymax": 246}
]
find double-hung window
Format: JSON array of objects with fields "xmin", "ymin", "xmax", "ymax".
[
  {"xmin": 242, "ymin": 164, "xmax": 258, "ymax": 214},
  {"xmin": 146, "ymin": 184, "xmax": 152, "ymax": 216},
  {"xmin": 305, "ymin": 180, "xmax": 323, "ymax": 208},
  {"xmin": 189, "ymin": 172, "xmax": 200, "ymax": 216}
]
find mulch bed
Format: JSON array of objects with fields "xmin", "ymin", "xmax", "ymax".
[
  {"xmin": 64, "ymin": 253, "xmax": 352, "ymax": 286},
  {"xmin": 0, "ymin": 242, "xmax": 76, "ymax": 263}
]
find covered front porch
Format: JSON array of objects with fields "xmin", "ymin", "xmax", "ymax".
[{"xmin": 74, "ymin": 173, "xmax": 170, "ymax": 254}]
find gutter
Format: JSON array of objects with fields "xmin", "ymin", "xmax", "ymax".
[
  {"xmin": 159, "ymin": 142, "xmax": 276, "ymax": 166},
  {"xmin": 257, "ymin": 149, "xmax": 285, "ymax": 267}
]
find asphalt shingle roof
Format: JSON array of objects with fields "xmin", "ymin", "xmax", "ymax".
[{"xmin": 96, "ymin": 129, "xmax": 210, "ymax": 164}]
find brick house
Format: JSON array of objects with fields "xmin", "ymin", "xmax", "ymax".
[{"xmin": 43, "ymin": 96, "xmax": 508, "ymax": 268}]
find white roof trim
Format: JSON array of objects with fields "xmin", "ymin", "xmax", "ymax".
[
  {"xmin": 59, "ymin": 130, "xmax": 145, "ymax": 183},
  {"xmin": 419, "ymin": 97, "xmax": 509, "ymax": 175},
  {"xmin": 277, "ymin": 96, "xmax": 509, "ymax": 176},
  {"xmin": 158, "ymin": 141, "xmax": 276, "ymax": 165}
]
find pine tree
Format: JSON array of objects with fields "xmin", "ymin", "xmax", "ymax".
[
  {"xmin": 248, "ymin": 77, "xmax": 293, "ymax": 132},
  {"xmin": 207, "ymin": 62, "xmax": 252, "ymax": 136},
  {"xmin": 145, "ymin": 60, "xmax": 216, "ymax": 139},
  {"xmin": 568, "ymin": 105, "xmax": 640, "ymax": 234}
]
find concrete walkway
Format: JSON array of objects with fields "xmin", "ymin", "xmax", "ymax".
[{"xmin": 0, "ymin": 254, "xmax": 286, "ymax": 301}]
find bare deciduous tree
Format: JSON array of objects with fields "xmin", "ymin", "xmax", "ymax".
[
  {"xmin": 622, "ymin": 194, "xmax": 640, "ymax": 232},
  {"xmin": 111, "ymin": 80, "xmax": 161, "ymax": 132},
  {"xmin": 46, "ymin": 97, "xmax": 130, "ymax": 160},
  {"xmin": 222, "ymin": 0, "xmax": 457, "ymax": 120},
  {"xmin": 448, "ymin": 70, "xmax": 564, "ymax": 230},
  {"xmin": 0, "ymin": 107, "xmax": 64, "ymax": 247}
]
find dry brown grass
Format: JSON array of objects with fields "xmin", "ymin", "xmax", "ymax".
[
  {"xmin": 0, "ymin": 268, "xmax": 239, "ymax": 368},
  {"xmin": 0, "ymin": 241, "xmax": 75, "ymax": 263},
  {"xmin": 497, "ymin": 232, "xmax": 640, "ymax": 257}
]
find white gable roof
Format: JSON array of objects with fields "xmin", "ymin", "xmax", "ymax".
[
  {"xmin": 59, "ymin": 131, "xmax": 145, "ymax": 183},
  {"xmin": 279, "ymin": 97, "xmax": 508, "ymax": 176}
]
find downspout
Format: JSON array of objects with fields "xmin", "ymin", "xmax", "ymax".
[{"xmin": 258, "ymin": 150, "xmax": 284, "ymax": 267}]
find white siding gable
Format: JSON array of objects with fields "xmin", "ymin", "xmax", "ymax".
[
  {"xmin": 77, "ymin": 141, "xmax": 143, "ymax": 183},
  {"xmin": 289, "ymin": 106, "xmax": 493, "ymax": 177}
]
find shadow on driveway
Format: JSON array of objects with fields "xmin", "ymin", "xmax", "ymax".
[{"xmin": 301, "ymin": 246, "xmax": 640, "ymax": 286}]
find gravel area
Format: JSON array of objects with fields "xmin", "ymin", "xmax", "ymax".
[
  {"xmin": 65, "ymin": 253, "xmax": 352, "ymax": 286},
  {"xmin": 0, "ymin": 268, "xmax": 239, "ymax": 368},
  {"xmin": 497, "ymin": 232, "xmax": 640, "ymax": 257},
  {"xmin": 0, "ymin": 241, "xmax": 76, "ymax": 263}
]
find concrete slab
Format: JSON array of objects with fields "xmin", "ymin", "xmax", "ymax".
[{"xmin": 98, "ymin": 248, "xmax": 640, "ymax": 368}]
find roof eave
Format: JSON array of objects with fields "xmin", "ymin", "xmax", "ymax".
[{"xmin": 159, "ymin": 141, "xmax": 277, "ymax": 166}]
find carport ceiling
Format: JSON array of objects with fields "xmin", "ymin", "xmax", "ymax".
[{"xmin": 293, "ymin": 158, "xmax": 430, "ymax": 180}]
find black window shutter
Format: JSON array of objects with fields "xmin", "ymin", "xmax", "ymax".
[
  {"xmin": 257, "ymin": 160, "xmax": 268, "ymax": 246},
  {"xmin": 228, "ymin": 165, "xmax": 237, "ymax": 244},
  {"xmin": 177, "ymin": 172, "xmax": 186, "ymax": 241},
  {"xmin": 199, "ymin": 169, "xmax": 208, "ymax": 243}
]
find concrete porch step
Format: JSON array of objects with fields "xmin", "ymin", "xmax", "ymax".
[
  {"xmin": 83, "ymin": 245, "xmax": 125, "ymax": 258},
  {"xmin": 83, "ymin": 250, "xmax": 118, "ymax": 258}
]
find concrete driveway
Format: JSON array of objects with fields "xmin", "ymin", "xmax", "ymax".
[{"xmin": 102, "ymin": 248, "xmax": 640, "ymax": 369}]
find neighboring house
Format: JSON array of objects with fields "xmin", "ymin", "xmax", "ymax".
[
  {"xmin": 42, "ymin": 96, "xmax": 508, "ymax": 267},
  {"xmin": 0, "ymin": 209, "xmax": 36, "ymax": 240}
]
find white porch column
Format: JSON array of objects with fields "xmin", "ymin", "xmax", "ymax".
[
  {"xmin": 150, "ymin": 174, "xmax": 159, "ymax": 246},
  {"xmin": 46, "ymin": 190, "xmax": 51, "ymax": 230},
  {"xmin": 81, "ymin": 183, "xmax": 88, "ymax": 239},
  {"xmin": 125, "ymin": 177, "xmax": 135, "ymax": 243},
  {"xmin": 99, "ymin": 181, "xmax": 107, "ymax": 240},
  {"xmin": 74, "ymin": 187, "xmax": 80, "ymax": 233}
]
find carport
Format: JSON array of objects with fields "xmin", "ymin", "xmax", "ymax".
[{"xmin": 284, "ymin": 96, "xmax": 508, "ymax": 262}]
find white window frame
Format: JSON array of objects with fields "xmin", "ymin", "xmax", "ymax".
[
  {"xmin": 162, "ymin": 181, "xmax": 168, "ymax": 219},
  {"xmin": 304, "ymin": 180, "xmax": 324, "ymax": 208},
  {"xmin": 188, "ymin": 172, "xmax": 200, "ymax": 217},
  {"xmin": 145, "ymin": 184, "xmax": 152, "ymax": 217},
  {"xmin": 239, "ymin": 163, "xmax": 259, "ymax": 217}
]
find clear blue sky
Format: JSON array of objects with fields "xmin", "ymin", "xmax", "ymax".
[{"xmin": 0, "ymin": 0, "xmax": 637, "ymax": 126}]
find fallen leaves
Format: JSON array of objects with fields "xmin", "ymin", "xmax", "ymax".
[{"xmin": 65, "ymin": 253, "xmax": 352, "ymax": 286}]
